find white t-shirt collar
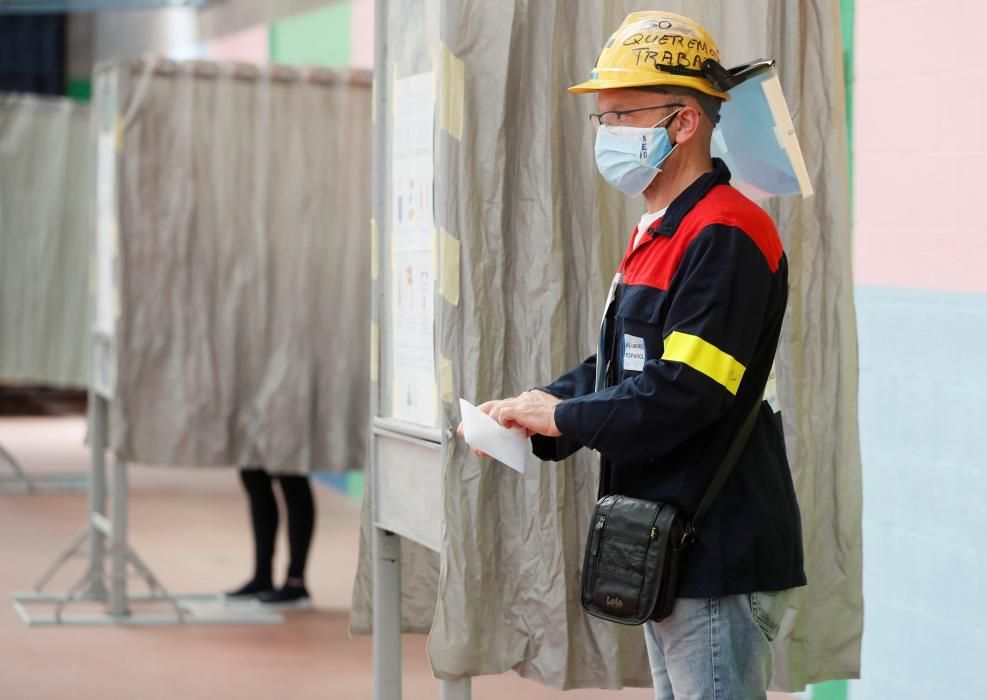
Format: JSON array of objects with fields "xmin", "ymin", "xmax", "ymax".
[{"xmin": 634, "ymin": 207, "xmax": 668, "ymax": 248}]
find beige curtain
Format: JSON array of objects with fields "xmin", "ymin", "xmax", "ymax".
[
  {"xmin": 102, "ymin": 60, "xmax": 372, "ymax": 474},
  {"xmin": 0, "ymin": 95, "xmax": 92, "ymax": 389},
  {"xmin": 353, "ymin": 0, "xmax": 861, "ymax": 690}
]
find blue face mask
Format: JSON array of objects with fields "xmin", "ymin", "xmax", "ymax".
[{"xmin": 594, "ymin": 109, "xmax": 681, "ymax": 196}]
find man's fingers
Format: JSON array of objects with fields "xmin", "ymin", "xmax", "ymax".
[
  {"xmin": 456, "ymin": 421, "xmax": 465, "ymax": 438},
  {"xmin": 470, "ymin": 396, "xmax": 541, "ymax": 436},
  {"xmin": 490, "ymin": 402, "xmax": 507, "ymax": 425},
  {"xmin": 497, "ymin": 404, "xmax": 515, "ymax": 427}
]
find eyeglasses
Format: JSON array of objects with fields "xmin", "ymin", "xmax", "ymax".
[{"xmin": 588, "ymin": 103, "xmax": 685, "ymax": 128}]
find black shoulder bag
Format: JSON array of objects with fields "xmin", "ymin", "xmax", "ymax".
[{"xmin": 580, "ymin": 396, "xmax": 763, "ymax": 625}]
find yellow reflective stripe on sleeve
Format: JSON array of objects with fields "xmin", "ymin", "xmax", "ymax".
[{"xmin": 661, "ymin": 331, "xmax": 746, "ymax": 395}]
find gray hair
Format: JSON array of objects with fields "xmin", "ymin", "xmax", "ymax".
[{"xmin": 637, "ymin": 85, "xmax": 723, "ymax": 125}]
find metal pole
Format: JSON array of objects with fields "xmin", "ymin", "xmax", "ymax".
[
  {"xmin": 87, "ymin": 393, "xmax": 108, "ymax": 600},
  {"xmin": 109, "ymin": 455, "xmax": 129, "ymax": 618},
  {"xmin": 371, "ymin": 0, "xmax": 388, "ymax": 380},
  {"xmin": 373, "ymin": 528, "xmax": 402, "ymax": 700},
  {"xmin": 371, "ymin": 1, "xmax": 403, "ymax": 699},
  {"xmin": 440, "ymin": 680, "xmax": 472, "ymax": 700},
  {"xmin": 0, "ymin": 442, "xmax": 36, "ymax": 492}
]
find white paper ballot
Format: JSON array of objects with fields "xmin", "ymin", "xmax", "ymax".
[{"xmin": 459, "ymin": 399, "xmax": 528, "ymax": 474}]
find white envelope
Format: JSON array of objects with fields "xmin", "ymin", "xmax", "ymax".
[{"xmin": 459, "ymin": 399, "xmax": 528, "ymax": 474}]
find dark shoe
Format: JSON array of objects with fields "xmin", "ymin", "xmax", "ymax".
[
  {"xmin": 257, "ymin": 584, "xmax": 312, "ymax": 609},
  {"xmin": 224, "ymin": 579, "xmax": 275, "ymax": 600}
]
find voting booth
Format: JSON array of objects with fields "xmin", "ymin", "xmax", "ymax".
[
  {"xmin": 357, "ymin": 0, "xmax": 860, "ymax": 696},
  {"xmin": 13, "ymin": 58, "xmax": 372, "ymax": 626},
  {"xmin": 0, "ymin": 94, "xmax": 92, "ymax": 493}
]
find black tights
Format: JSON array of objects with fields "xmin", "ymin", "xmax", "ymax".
[{"xmin": 239, "ymin": 468, "xmax": 315, "ymax": 586}]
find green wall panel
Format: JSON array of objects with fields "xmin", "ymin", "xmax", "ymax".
[
  {"xmin": 270, "ymin": 2, "xmax": 353, "ymax": 68},
  {"xmin": 841, "ymin": 0, "xmax": 855, "ymax": 192},
  {"xmin": 813, "ymin": 679, "xmax": 849, "ymax": 700},
  {"xmin": 346, "ymin": 470, "xmax": 364, "ymax": 502},
  {"xmin": 66, "ymin": 77, "xmax": 91, "ymax": 102}
]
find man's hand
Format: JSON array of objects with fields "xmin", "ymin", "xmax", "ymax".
[
  {"xmin": 490, "ymin": 390, "xmax": 562, "ymax": 437},
  {"xmin": 456, "ymin": 399, "xmax": 509, "ymax": 457},
  {"xmin": 456, "ymin": 393, "xmax": 563, "ymax": 458}
]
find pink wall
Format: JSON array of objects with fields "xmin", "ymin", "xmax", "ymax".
[
  {"xmin": 350, "ymin": 0, "xmax": 374, "ymax": 69},
  {"xmin": 206, "ymin": 25, "xmax": 269, "ymax": 63},
  {"xmin": 853, "ymin": 0, "xmax": 987, "ymax": 294}
]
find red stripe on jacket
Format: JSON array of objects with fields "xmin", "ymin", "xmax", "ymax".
[{"xmin": 620, "ymin": 185, "xmax": 783, "ymax": 290}]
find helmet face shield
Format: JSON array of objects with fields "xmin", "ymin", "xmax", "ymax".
[
  {"xmin": 711, "ymin": 66, "xmax": 814, "ymax": 201},
  {"xmin": 569, "ymin": 12, "xmax": 730, "ymax": 100}
]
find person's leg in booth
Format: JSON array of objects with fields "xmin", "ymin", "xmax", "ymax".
[{"xmin": 226, "ymin": 467, "xmax": 315, "ymax": 607}]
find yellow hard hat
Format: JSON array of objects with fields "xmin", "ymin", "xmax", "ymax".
[{"xmin": 569, "ymin": 11, "xmax": 731, "ymax": 101}]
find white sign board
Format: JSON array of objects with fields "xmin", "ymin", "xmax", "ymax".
[{"xmin": 388, "ymin": 72, "xmax": 437, "ymax": 427}]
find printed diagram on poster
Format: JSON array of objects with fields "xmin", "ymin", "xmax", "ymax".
[{"xmin": 388, "ymin": 72, "xmax": 436, "ymax": 427}]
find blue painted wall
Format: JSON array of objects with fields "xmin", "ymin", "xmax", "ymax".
[{"xmin": 850, "ymin": 286, "xmax": 987, "ymax": 699}]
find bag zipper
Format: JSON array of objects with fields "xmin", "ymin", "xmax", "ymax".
[{"xmin": 591, "ymin": 514, "xmax": 607, "ymax": 556}]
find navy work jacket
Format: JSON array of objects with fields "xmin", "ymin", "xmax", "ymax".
[{"xmin": 533, "ymin": 159, "xmax": 806, "ymax": 598}]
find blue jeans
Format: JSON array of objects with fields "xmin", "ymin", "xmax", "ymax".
[{"xmin": 644, "ymin": 591, "xmax": 791, "ymax": 700}]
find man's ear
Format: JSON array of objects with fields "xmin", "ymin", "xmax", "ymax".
[{"xmin": 672, "ymin": 106, "xmax": 703, "ymax": 145}]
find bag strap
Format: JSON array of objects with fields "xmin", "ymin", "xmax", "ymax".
[{"xmin": 683, "ymin": 392, "xmax": 765, "ymax": 545}]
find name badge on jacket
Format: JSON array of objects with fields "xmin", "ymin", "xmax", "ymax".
[{"xmin": 623, "ymin": 334, "xmax": 646, "ymax": 372}]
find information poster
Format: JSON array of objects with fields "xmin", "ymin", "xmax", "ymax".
[{"xmin": 389, "ymin": 72, "xmax": 436, "ymax": 427}]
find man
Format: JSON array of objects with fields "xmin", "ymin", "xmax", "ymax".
[{"xmin": 466, "ymin": 11, "xmax": 806, "ymax": 699}]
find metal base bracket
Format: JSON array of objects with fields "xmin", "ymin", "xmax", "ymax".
[
  {"xmin": 0, "ymin": 441, "xmax": 88, "ymax": 494},
  {"xmin": 10, "ymin": 592, "xmax": 284, "ymax": 627},
  {"xmin": 10, "ymin": 523, "xmax": 286, "ymax": 627},
  {"xmin": 0, "ymin": 472, "xmax": 89, "ymax": 494}
]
